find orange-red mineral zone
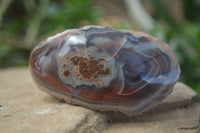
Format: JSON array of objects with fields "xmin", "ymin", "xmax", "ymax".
[{"xmin": 30, "ymin": 26, "xmax": 180, "ymax": 116}]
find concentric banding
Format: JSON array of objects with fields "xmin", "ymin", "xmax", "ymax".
[{"xmin": 30, "ymin": 26, "xmax": 180, "ymax": 116}]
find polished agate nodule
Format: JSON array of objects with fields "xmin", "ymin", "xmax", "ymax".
[{"xmin": 30, "ymin": 26, "xmax": 180, "ymax": 116}]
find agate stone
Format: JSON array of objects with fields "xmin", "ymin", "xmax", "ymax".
[{"xmin": 30, "ymin": 26, "xmax": 180, "ymax": 116}]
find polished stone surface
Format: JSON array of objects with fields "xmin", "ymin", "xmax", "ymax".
[{"xmin": 30, "ymin": 26, "xmax": 180, "ymax": 115}]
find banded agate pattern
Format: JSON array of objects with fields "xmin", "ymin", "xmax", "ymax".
[{"xmin": 30, "ymin": 26, "xmax": 180, "ymax": 116}]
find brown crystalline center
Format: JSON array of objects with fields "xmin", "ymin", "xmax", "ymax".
[{"xmin": 64, "ymin": 56, "xmax": 110, "ymax": 80}]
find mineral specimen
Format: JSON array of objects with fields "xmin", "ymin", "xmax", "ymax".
[{"xmin": 30, "ymin": 26, "xmax": 180, "ymax": 116}]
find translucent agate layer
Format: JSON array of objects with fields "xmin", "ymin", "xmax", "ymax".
[{"xmin": 30, "ymin": 26, "xmax": 180, "ymax": 116}]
